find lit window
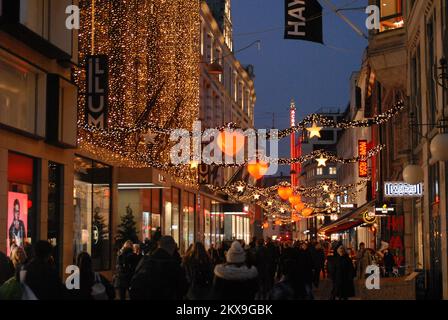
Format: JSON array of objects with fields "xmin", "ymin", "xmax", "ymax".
[
  {"xmin": 329, "ymin": 167, "xmax": 337, "ymax": 175},
  {"xmin": 316, "ymin": 168, "xmax": 323, "ymax": 175},
  {"xmin": 380, "ymin": 0, "xmax": 404, "ymax": 32}
]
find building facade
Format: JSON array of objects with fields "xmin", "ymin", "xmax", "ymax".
[{"xmin": 0, "ymin": 0, "xmax": 78, "ymax": 274}]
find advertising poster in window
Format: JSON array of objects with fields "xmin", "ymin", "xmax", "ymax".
[{"xmin": 7, "ymin": 192, "xmax": 28, "ymax": 256}]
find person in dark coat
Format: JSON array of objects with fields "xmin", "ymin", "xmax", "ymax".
[
  {"xmin": 298, "ymin": 242, "xmax": 314, "ymax": 299},
  {"xmin": 212, "ymin": 241, "xmax": 258, "ymax": 300},
  {"xmin": 277, "ymin": 243, "xmax": 306, "ymax": 299},
  {"xmin": 311, "ymin": 242, "xmax": 326, "ymax": 288},
  {"xmin": 383, "ymin": 249, "xmax": 395, "ymax": 277},
  {"xmin": 208, "ymin": 244, "xmax": 220, "ymax": 266},
  {"xmin": 183, "ymin": 242, "xmax": 214, "ymax": 300},
  {"xmin": 115, "ymin": 240, "xmax": 136, "ymax": 300},
  {"xmin": 0, "ymin": 251, "xmax": 14, "ymax": 287},
  {"xmin": 129, "ymin": 236, "xmax": 188, "ymax": 300},
  {"xmin": 333, "ymin": 245, "xmax": 355, "ymax": 300},
  {"xmin": 254, "ymin": 239, "xmax": 270, "ymax": 299},
  {"xmin": 22, "ymin": 241, "xmax": 67, "ymax": 300},
  {"xmin": 73, "ymin": 252, "xmax": 115, "ymax": 300}
]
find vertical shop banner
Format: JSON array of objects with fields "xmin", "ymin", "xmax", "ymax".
[
  {"xmin": 85, "ymin": 55, "xmax": 109, "ymax": 129},
  {"xmin": 358, "ymin": 140, "xmax": 368, "ymax": 177},
  {"xmin": 284, "ymin": 0, "xmax": 323, "ymax": 43},
  {"xmin": 7, "ymin": 192, "xmax": 28, "ymax": 256}
]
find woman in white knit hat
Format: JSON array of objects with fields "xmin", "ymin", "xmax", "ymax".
[{"xmin": 211, "ymin": 241, "xmax": 258, "ymax": 300}]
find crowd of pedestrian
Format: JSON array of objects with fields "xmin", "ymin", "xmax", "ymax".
[{"xmin": 0, "ymin": 235, "xmax": 396, "ymax": 300}]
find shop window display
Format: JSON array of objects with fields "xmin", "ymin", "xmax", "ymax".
[
  {"xmin": 7, "ymin": 152, "xmax": 37, "ymax": 256},
  {"xmin": 73, "ymin": 156, "xmax": 111, "ymax": 271}
]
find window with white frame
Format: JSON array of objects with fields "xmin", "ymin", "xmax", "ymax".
[
  {"xmin": 0, "ymin": 54, "xmax": 46, "ymax": 135},
  {"xmin": 329, "ymin": 167, "xmax": 337, "ymax": 175},
  {"xmin": 316, "ymin": 168, "xmax": 323, "ymax": 175}
]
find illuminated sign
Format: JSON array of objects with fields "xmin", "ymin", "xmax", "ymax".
[
  {"xmin": 384, "ymin": 182, "xmax": 423, "ymax": 197},
  {"xmin": 362, "ymin": 211, "xmax": 376, "ymax": 224},
  {"xmin": 358, "ymin": 140, "xmax": 368, "ymax": 178},
  {"xmin": 375, "ymin": 204, "xmax": 395, "ymax": 215}
]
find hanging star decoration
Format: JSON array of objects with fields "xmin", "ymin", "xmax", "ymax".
[
  {"xmin": 237, "ymin": 186, "xmax": 245, "ymax": 193},
  {"xmin": 306, "ymin": 122, "xmax": 322, "ymax": 139},
  {"xmin": 254, "ymin": 194, "xmax": 260, "ymax": 200},
  {"xmin": 316, "ymin": 155, "xmax": 328, "ymax": 167},
  {"xmin": 322, "ymin": 184, "xmax": 330, "ymax": 192},
  {"xmin": 142, "ymin": 129, "xmax": 157, "ymax": 145}
]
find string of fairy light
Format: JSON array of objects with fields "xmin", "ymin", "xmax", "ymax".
[
  {"xmin": 74, "ymin": 0, "xmax": 200, "ymax": 187},
  {"xmin": 206, "ymin": 177, "xmax": 370, "ymax": 223}
]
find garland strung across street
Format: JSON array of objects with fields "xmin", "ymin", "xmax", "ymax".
[{"xmin": 79, "ymin": 100, "xmax": 404, "ymax": 140}]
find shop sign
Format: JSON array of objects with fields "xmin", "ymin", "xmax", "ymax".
[
  {"xmin": 375, "ymin": 204, "xmax": 395, "ymax": 215},
  {"xmin": 86, "ymin": 55, "xmax": 109, "ymax": 129},
  {"xmin": 358, "ymin": 140, "xmax": 368, "ymax": 177},
  {"xmin": 362, "ymin": 211, "xmax": 376, "ymax": 224},
  {"xmin": 198, "ymin": 163, "xmax": 210, "ymax": 185},
  {"xmin": 384, "ymin": 182, "xmax": 423, "ymax": 198},
  {"xmin": 284, "ymin": 0, "xmax": 323, "ymax": 44}
]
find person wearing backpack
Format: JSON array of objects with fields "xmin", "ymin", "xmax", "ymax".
[
  {"xmin": 129, "ymin": 236, "xmax": 188, "ymax": 300},
  {"xmin": 182, "ymin": 242, "xmax": 214, "ymax": 300},
  {"xmin": 73, "ymin": 252, "xmax": 115, "ymax": 300},
  {"xmin": 115, "ymin": 240, "xmax": 136, "ymax": 300}
]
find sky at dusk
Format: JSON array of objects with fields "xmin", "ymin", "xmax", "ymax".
[{"xmin": 232, "ymin": 0, "xmax": 369, "ymax": 159}]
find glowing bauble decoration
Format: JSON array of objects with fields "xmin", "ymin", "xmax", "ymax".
[
  {"xmin": 288, "ymin": 194, "xmax": 302, "ymax": 206},
  {"xmin": 216, "ymin": 130, "xmax": 245, "ymax": 156},
  {"xmin": 301, "ymin": 207, "xmax": 314, "ymax": 217},
  {"xmin": 294, "ymin": 203, "xmax": 305, "ymax": 212},
  {"xmin": 277, "ymin": 186, "xmax": 293, "ymax": 200},
  {"xmin": 247, "ymin": 160, "xmax": 269, "ymax": 180}
]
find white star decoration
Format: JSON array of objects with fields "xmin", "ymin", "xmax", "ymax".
[
  {"xmin": 322, "ymin": 184, "xmax": 329, "ymax": 192},
  {"xmin": 316, "ymin": 156, "xmax": 328, "ymax": 167},
  {"xmin": 254, "ymin": 194, "xmax": 260, "ymax": 200},
  {"xmin": 306, "ymin": 122, "xmax": 322, "ymax": 139},
  {"xmin": 237, "ymin": 186, "xmax": 245, "ymax": 193}
]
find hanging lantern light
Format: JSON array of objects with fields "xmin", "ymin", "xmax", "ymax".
[
  {"xmin": 301, "ymin": 207, "xmax": 314, "ymax": 217},
  {"xmin": 277, "ymin": 186, "xmax": 293, "ymax": 200},
  {"xmin": 216, "ymin": 130, "xmax": 245, "ymax": 156},
  {"xmin": 288, "ymin": 194, "xmax": 302, "ymax": 206},
  {"xmin": 403, "ymin": 164, "xmax": 424, "ymax": 185},
  {"xmin": 430, "ymin": 133, "xmax": 448, "ymax": 162},
  {"xmin": 247, "ymin": 160, "xmax": 269, "ymax": 180},
  {"xmin": 275, "ymin": 220, "xmax": 282, "ymax": 226},
  {"xmin": 294, "ymin": 202, "xmax": 305, "ymax": 212},
  {"xmin": 262, "ymin": 221, "xmax": 269, "ymax": 229}
]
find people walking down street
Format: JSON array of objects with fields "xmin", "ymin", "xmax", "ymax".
[
  {"xmin": 265, "ymin": 238, "xmax": 279, "ymax": 292},
  {"xmin": 333, "ymin": 245, "xmax": 356, "ymax": 300},
  {"xmin": 10, "ymin": 246, "xmax": 27, "ymax": 272},
  {"xmin": 356, "ymin": 242, "xmax": 372, "ymax": 279},
  {"xmin": 0, "ymin": 249, "xmax": 23, "ymax": 300},
  {"xmin": 269, "ymin": 258, "xmax": 296, "ymax": 300},
  {"xmin": 254, "ymin": 239, "xmax": 270, "ymax": 299},
  {"xmin": 298, "ymin": 242, "xmax": 314, "ymax": 300},
  {"xmin": 383, "ymin": 249, "xmax": 395, "ymax": 277},
  {"xmin": 21, "ymin": 241, "xmax": 67, "ymax": 300},
  {"xmin": 208, "ymin": 244, "xmax": 221, "ymax": 266},
  {"xmin": 212, "ymin": 241, "xmax": 258, "ymax": 300},
  {"xmin": 277, "ymin": 242, "xmax": 306, "ymax": 299},
  {"xmin": 0, "ymin": 251, "xmax": 14, "ymax": 287},
  {"xmin": 115, "ymin": 240, "xmax": 136, "ymax": 300},
  {"xmin": 129, "ymin": 236, "xmax": 188, "ymax": 300},
  {"xmin": 73, "ymin": 252, "xmax": 115, "ymax": 300},
  {"xmin": 183, "ymin": 242, "xmax": 214, "ymax": 300},
  {"xmin": 311, "ymin": 242, "xmax": 326, "ymax": 288}
]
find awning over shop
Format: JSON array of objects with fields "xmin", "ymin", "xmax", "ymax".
[{"xmin": 319, "ymin": 200, "xmax": 376, "ymax": 235}]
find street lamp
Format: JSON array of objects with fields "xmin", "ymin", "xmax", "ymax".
[{"xmin": 430, "ymin": 58, "xmax": 448, "ymax": 162}]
